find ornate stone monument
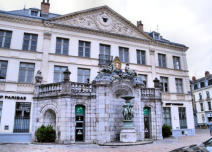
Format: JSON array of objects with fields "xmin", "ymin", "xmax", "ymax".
[{"xmin": 120, "ymin": 95, "xmax": 137, "ymax": 143}]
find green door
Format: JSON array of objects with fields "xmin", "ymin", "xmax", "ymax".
[
  {"xmin": 144, "ymin": 107, "xmax": 151, "ymax": 138},
  {"xmin": 75, "ymin": 105, "xmax": 85, "ymax": 141}
]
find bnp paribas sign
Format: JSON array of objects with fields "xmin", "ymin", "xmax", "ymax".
[{"xmin": 0, "ymin": 95, "xmax": 26, "ymax": 100}]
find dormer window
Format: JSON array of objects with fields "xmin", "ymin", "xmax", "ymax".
[
  {"xmin": 154, "ymin": 33, "xmax": 159, "ymax": 40},
  {"xmin": 30, "ymin": 8, "xmax": 40, "ymax": 17}
]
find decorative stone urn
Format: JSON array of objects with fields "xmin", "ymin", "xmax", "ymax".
[{"xmin": 120, "ymin": 95, "xmax": 137, "ymax": 143}]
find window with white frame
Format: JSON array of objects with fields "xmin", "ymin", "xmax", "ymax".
[
  {"xmin": 22, "ymin": 33, "xmax": 38, "ymax": 51},
  {"xmin": 0, "ymin": 101, "xmax": 3, "ymax": 124},
  {"xmin": 158, "ymin": 53, "xmax": 166, "ymax": 68},
  {"xmin": 208, "ymin": 102, "xmax": 211, "ymax": 111},
  {"xmin": 178, "ymin": 107, "xmax": 187, "ymax": 129},
  {"xmin": 119, "ymin": 47, "xmax": 129, "ymax": 63},
  {"xmin": 56, "ymin": 37, "xmax": 69, "ymax": 55},
  {"xmin": 173, "ymin": 56, "xmax": 181, "ymax": 70},
  {"xmin": 160, "ymin": 76, "xmax": 168, "ymax": 92},
  {"xmin": 138, "ymin": 74, "xmax": 147, "ymax": 87},
  {"xmin": 137, "ymin": 50, "xmax": 146, "ymax": 64},
  {"xmin": 199, "ymin": 93, "xmax": 202, "ymax": 100},
  {"xmin": 200, "ymin": 103, "xmax": 204, "ymax": 111},
  {"xmin": 163, "ymin": 107, "xmax": 172, "ymax": 127},
  {"xmin": 0, "ymin": 29, "xmax": 12, "ymax": 48},
  {"xmin": 0, "ymin": 60, "xmax": 8, "ymax": 80},
  {"xmin": 206, "ymin": 91, "xmax": 210, "ymax": 99},
  {"xmin": 175, "ymin": 78, "xmax": 183, "ymax": 93},
  {"xmin": 54, "ymin": 66, "xmax": 68, "ymax": 82},
  {"xmin": 77, "ymin": 68, "xmax": 90, "ymax": 83},
  {"xmin": 18, "ymin": 63, "xmax": 35, "ymax": 83},
  {"xmin": 78, "ymin": 40, "xmax": 90, "ymax": 58}
]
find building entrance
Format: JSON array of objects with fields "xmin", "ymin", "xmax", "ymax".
[
  {"xmin": 144, "ymin": 107, "xmax": 151, "ymax": 138},
  {"xmin": 75, "ymin": 105, "xmax": 85, "ymax": 141}
]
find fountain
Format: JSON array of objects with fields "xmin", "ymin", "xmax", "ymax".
[{"xmin": 120, "ymin": 95, "xmax": 137, "ymax": 143}]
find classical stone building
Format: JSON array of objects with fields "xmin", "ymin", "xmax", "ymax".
[
  {"xmin": 0, "ymin": 0, "xmax": 194, "ymax": 143},
  {"xmin": 32, "ymin": 62, "xmax": 163, "ymax": 143},
  {"xmin": 191, "ymin": 71, "xmax": 212, "ymax": 127}
]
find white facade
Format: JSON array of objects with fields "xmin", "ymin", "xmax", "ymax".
[
  {"xmin": 191, "ymin": 73, "xmax": 212, "ymax": 126},
  {"xmin": 0, "ymin": 4, "xmax": 194, "ymax": 142}
]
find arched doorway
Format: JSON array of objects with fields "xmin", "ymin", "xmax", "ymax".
[
  {"xmin": 75, "ymin": 105, "xmax": 85, "ymax": 142},
  {"xmin": 144, "ymin": 107, "xmax": 151, "ymax": 138},
  {"xmin": 43, "ymin": 109, "xmax": 56, "ymax": 129}
]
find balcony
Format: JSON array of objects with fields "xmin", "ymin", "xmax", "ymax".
[
  {"xmin": 99, "ymin": 54, "xmax": 113, "ymax": 66},
  {"xmin": 34, "ymin": 82, "xmax": 96, "ymax": 98},
  {"xmin": 141, "ymin": 88, "xmax": 161, "ymax": 101}
]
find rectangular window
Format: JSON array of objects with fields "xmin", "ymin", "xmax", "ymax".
[
  {"xmin": 173, "ymin": 56, "xmax": 181, "ymax": 70},
  {"xmin": 199, "ymin": 93, "xmax": 202, "ymax": 100},
  {"xmin": 78, "ymin": 41, "xmax": 90, "ymax": 58},
  {"xmin": 158, "ymin": 53, "xmax": 166, "ymax": 68},
  {"xmin": 200, "ymin": 103, "xmax": 204, "ymax": 111},
  {"xmin": 0, "ymin": 101, "xmax": 3, "ymax": 124},
  {"xmin": 0, "ymin": 29, "xmax": 12, "ymax": 48},
  {"xmin": 208, "ymin": 102, "xmax": 211, "ymax": 111},
  {"xmin": 207, "ymin": 91, "xmax": 210, "ymax": 99},
  {"xmin": 194, "ymin": 84, "xmax": 198, "ymax": 90},
  {"xmin": 99, "ymin": 44, "xmax": 111, "ymax": 65},
  {"xmin": 209, "ymin": 79, "xmax": 212, "ymax": 86},
  {"xmin": 175, "ymin": 78, "xmax": 183, "ymax": 93},
  {"xmin": 160, "ymin": 76, "xmax": 168, "ymax": 92},
  {"xmin": 0, "ymin": 60, "xmax": 8, "ymax": 80},
  {"xmin": 178, "ymin": 107, "xmax": 187, "ymax": 129},
  {"xmin": 54, "ymin": 66, "xmax": 68, "ymax": 83},
  {"xmin": 137, "ymin": 50, "xmax": 146, "ymax": 64},
  {"xmin": 138, "ymin": 74, "xmax": 147, "ymax": 87},
  {"xmin": 119, "ymin": 47, "xmax": 129, "ymax": 63},
  {"xmin": 163, "ymin": 107, "xmax": 172, "ymax": 127},
  {"xmin": 22, "ymin": 33, "xmax": 38, "ymax": 51},
  {"xmin": 13, "ymin": 102, "xmax": 31, "ymax": 133},
  {"xmin": 56, "ymin": 37, "xmax": 69, "ymax": 55},
  {"xmin": 18, "ymin": 63, "xmax": 35, "ymax": 83},
  {"xmin": 200, "ymin": 81, "xmax": 205, "ymax": 88},
  {"xmin": 78, "ymin": 68, "xmax": 90, "ymax": 83}
]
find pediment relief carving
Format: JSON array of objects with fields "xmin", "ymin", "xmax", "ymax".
[{"xmin": 53, "ymin": 9, "xmax": 148, "ymax": 40}]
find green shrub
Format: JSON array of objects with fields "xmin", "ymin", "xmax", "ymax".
[
  {"xmin": 35, "ymin": 125, "xmax": 56, "ymax": 142},
  {"xmin": 162, "ymin": 124, "xmax": 172, "ymax": 137}
]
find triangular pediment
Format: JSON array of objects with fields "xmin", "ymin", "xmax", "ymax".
[{"xmin": 50, "ymin": 6, "xmax": 152, "ymax": 40}]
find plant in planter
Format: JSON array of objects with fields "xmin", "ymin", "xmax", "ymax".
[
  {"xmin": 162, "ymin": 124, "xmax": 172, "ymax": 138},
  {"xmin": 35, "ymin": 125, "xmax": 56, "ymax": 142}
]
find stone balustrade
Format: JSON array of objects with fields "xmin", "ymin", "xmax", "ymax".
[
  {"xmin": 141, "ymin": 88, "xmax": 161, "ymax": 101},
  {"xmin": 34, "ymin": 82, "xmax": 95, "ymax": 98}
]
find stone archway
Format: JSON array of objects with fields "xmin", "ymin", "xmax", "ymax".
[
  {"xmin": 43, "ymin": 109, "xmax": 56, "ymax": 129},
  {"xmin": 109, "ymin": 82, "xmax": 134, "ymax": 141}
]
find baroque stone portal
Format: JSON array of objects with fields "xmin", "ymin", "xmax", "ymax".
[{"xmin": 32, "ymin": 57, "xmax": 163, "ymax": 144}]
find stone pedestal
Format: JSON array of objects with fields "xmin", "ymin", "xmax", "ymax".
[
  {"xmin": 120, "ymin": 121, "xmax": 137, "ymax": 142},
  {"xmin": 120, "ymin": 127, "xmax": 137, "ymax": 142}
]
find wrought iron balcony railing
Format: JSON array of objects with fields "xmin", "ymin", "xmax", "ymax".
[{"xmin": 99, "ymin": 54, "xmax": 113, "ymax": 66}]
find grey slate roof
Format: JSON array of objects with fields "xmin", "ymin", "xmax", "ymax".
[
  {"xmin": 147, "ymin": 31, "xmax": 187, "ymax": 48},
  {"xmin": 0, "ymin": 8, "xmax": 60, "ymax": 20}
]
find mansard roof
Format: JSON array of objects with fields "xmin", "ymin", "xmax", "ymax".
[{"xmin": 0, "ymin": 8, "xmax": 59, "ymax": 20}]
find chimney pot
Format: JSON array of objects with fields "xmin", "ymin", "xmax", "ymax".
[
  {"xmin": 137, "ymin": 20, "xmax": 143, "ymax": 32},
  {"xmin": 192, "ymin": 76, "xmax": 196, "ymax": 81},
  {"xmin": 41, "ymin": 0, "xmax": 50, "ymax": 14},
  {"xmin": 205, "ymin": 71, "xmax": 210, "ymax": 78}
]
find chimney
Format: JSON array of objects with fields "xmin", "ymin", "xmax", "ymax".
[
  {"xmin": 192, "ymin": 76, "xmax": 196, "ymax": 81},
  {"xmin": 137, "ymin": 21, "xmax": 143, "ymax": 32},
  {"xmin": 41, "ymin": 0, "xmax": 50, "ymax": 14},
  {"xmin": 205, "ymin": 71, "xmax": 210, "ymax": 78}
]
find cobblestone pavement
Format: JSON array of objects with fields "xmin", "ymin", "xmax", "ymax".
[{"xmin": 0, "ymin": 129, "xmax": 211, "ymax": 152}]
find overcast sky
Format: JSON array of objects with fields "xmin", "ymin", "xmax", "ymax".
[{"xmin": 0, "ymin": 0, "xmax": 211, "ymax": 79}]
